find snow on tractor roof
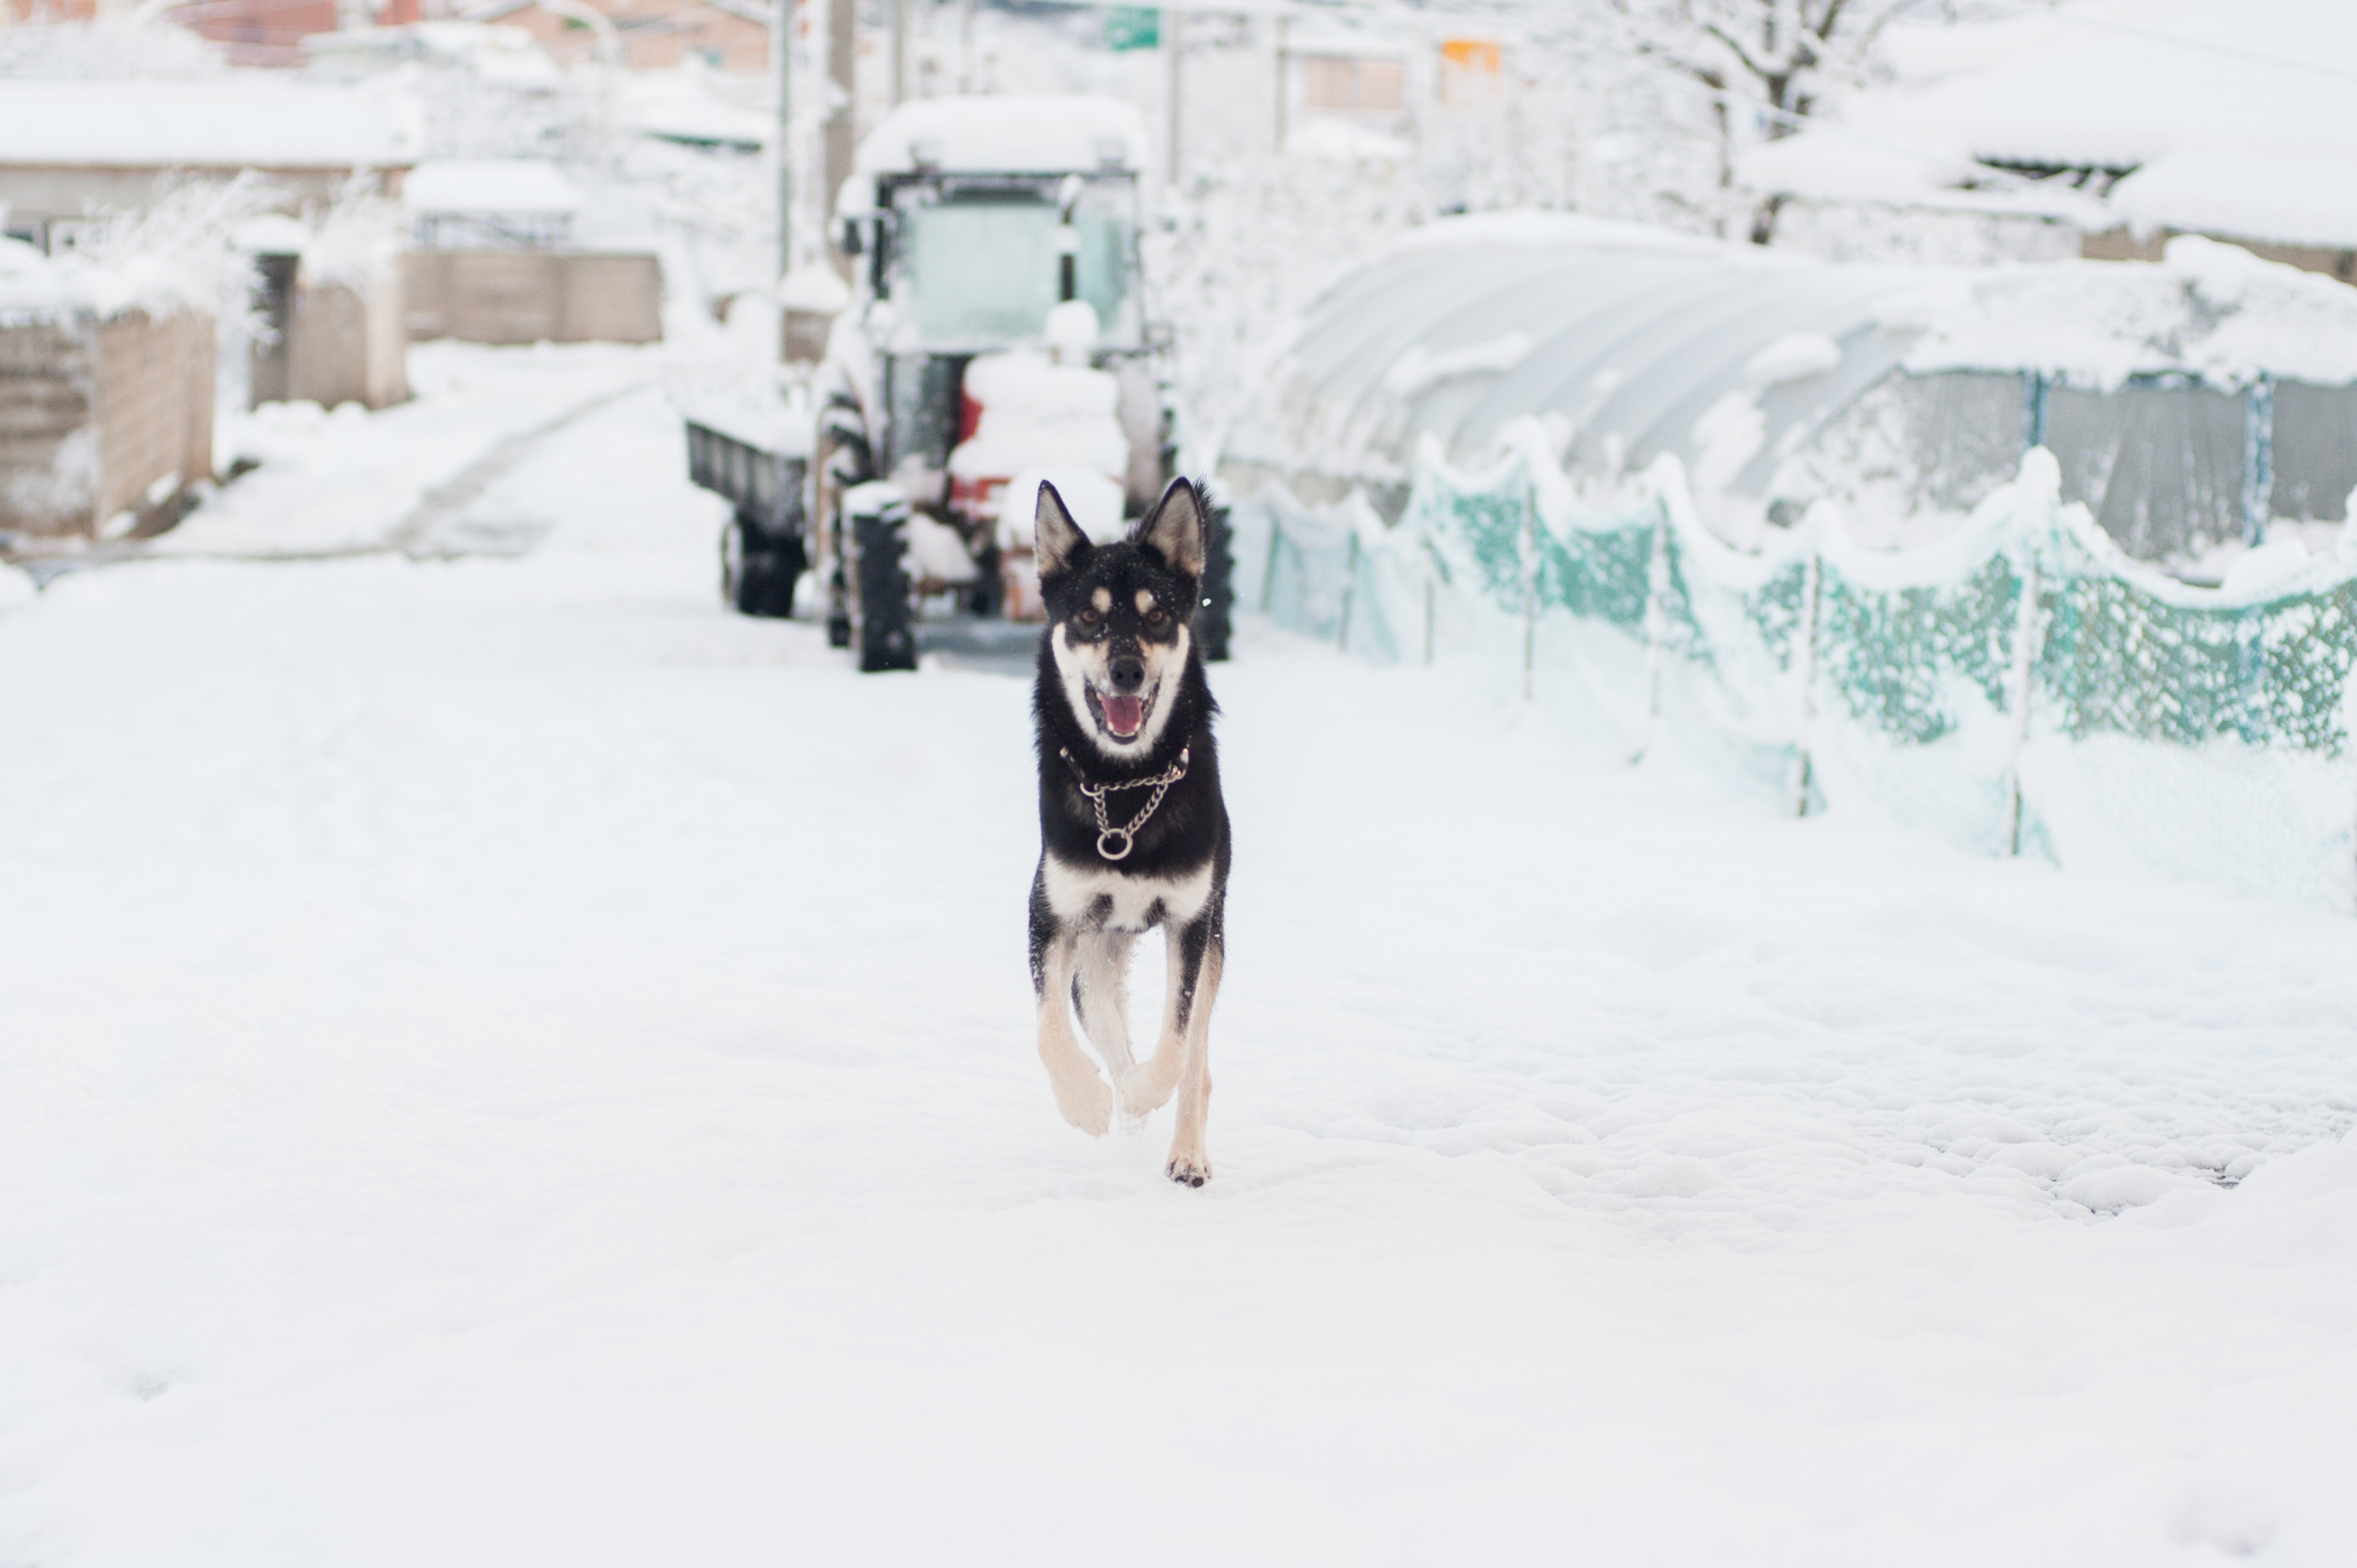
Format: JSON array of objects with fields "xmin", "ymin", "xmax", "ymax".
[
  {"xmin": 854, "ymin": 96, "xmax": 1150, "ymax": 177},
  {"xmin": 0, "ymin": 78, "xmax": 420, "ymax": 171}
]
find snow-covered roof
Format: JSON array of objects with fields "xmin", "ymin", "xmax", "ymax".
[
  {"xmin": 404, "ymin": 159, "xmax": 584, "ymax": 217},
  {"xmin": 1228, "ymin": 214, "xmax": 2357, "ymax": 496},
  {"xmin": 0, "ymin": 78, "xmax": 421, "ymax": 170},
  {"xmin": 855, "ymin": 96, "xmax": 1150, "ymax": 177},
  {"xmin": 1911, "ymin": 239, "xmax": 2357, "ymax": 388},
  {"xmin": 1740, "ymin": 0, "xmax": 2357, "ymax": 249}
]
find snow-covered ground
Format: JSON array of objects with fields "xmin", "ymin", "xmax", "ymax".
[{"xmin": 5, "ymin": 350, "xmax": 2356, "ymax": 1565}]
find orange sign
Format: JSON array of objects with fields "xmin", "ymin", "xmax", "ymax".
[{"xmin": 1440, "ymin": 38, "xmax": 1502, "ymax": 74}]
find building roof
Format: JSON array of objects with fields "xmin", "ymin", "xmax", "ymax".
[
  {"xmin": 1739, "ymin": 0, "xmax": 2357, "ymax": 250},
  {"xmin": 0, "ymin": 77, "xmax": 421, "ymax": 170}
]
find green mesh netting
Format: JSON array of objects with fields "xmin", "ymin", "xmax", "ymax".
[{"xmin": 1231, "ymin": 448, "xmax": 2357, "ymax": 908}]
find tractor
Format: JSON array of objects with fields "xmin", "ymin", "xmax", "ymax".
[{"xmin": 685, "ymin": 95, "xmax": 1229, "ymax": 671}]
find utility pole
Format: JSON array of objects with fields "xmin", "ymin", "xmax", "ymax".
[
  {"xmin": 825, "ymin": 0, "xmax": 856, "ymax": 279},
  {"xmin": 1273, "ymin": 13, "xmax": 1288, "ymax": 155},
  {"xmin": 1166, "ymin": 6, "xmax": 1184, "ymax": 187},
  {"xmin": 774, "ymin": 0, "xmax": 793, "ymax": 292},
  {"xmin": 891, "ymin": 0, "xmax": 907, "ymax": 107}
]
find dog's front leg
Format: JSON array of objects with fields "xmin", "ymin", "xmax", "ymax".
[
  {"xmin": 1031, "ymin": 872, "xmax": 1112, "ymax": 1136},
  {"xmin": 1164, "ymin": 913, "xmax": 1222, "ymax": 1187},
  {"xmin": 1117, "ymin": 916, "xmax": 1198, "ymax": 1119}
]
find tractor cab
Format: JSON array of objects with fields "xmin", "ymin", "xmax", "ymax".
[{"xmin": 689, "ymin": 95, "xmax": 1227, "ymax": 672}]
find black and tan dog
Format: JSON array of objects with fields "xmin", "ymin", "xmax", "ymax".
[{"xmin": 1028, "ymin": 477, "xmax": 1229, "ymax": 1186}]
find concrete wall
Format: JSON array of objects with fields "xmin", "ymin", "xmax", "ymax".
[
  {"xmin": 2083, "ymin": 227, "xmax": 2357, "ymax": 287},
  {"xmin": 282, "ymin": 268, "xmax": 410, "ymax": 412},
  {"xmin": 404, "ymin": 251, "xmax": 664, "ymax": 346},
  {"xmin": 0, "ymin": 310, "xmax": 213, "ymax": 539}
]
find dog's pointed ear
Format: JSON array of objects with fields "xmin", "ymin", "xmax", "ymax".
[
  {"xmin": 1131, "ymin": 477, "xmax": 1207, "ymax": 581},
  {"xmin": 1033, "ymin": 480, "xmax": 1090, "ymax": 582}
]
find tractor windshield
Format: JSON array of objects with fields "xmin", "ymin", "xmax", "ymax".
[{"xmin": 889, "ymin": 177, "xmax": 1137, "ymax": 349}]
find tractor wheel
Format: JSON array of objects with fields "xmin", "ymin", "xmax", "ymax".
[
  {"xmin": 722, "ymin": 514, "xmax": 803, "ymax": 618},
  {"xmin": 851, "ymin": 503, "xmax": 916, "ymax": 672}
]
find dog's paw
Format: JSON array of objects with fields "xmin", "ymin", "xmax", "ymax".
[
  {"xmin": 1050, "ymin": 1068, "xmax": 1113, "ymax": 1137},
  {"xmin": 1117, "ymin": 1061, "xmax": 1178, "ymax": 1118},
  {"xmin": 1165, "ymin": 1149, "xmax": 1212, "ymax": 1188}
]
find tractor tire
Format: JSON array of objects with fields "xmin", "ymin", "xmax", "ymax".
[
  {"xmin": 851, "ymin": 504, "xmax": 916, "ymax": 673},
  {"xmin": 722, "ymin": 514, "xmax": 803, "ymax": 619},
  {"xmin": 1198, "ymin": 503, "xmax": 1235, "ymax": 662}
]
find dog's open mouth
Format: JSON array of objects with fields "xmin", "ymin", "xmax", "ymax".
[{"xmin": 1086, "ymin": 685, "xmax": 1149, "ymax": 740}]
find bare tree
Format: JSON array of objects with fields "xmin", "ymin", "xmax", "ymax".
[{"xmin": 1612, "ymin": 0, "xmax": 1919, "ymax": 245}]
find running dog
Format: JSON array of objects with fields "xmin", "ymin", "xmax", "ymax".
[{"xmin": 1028, "ymin": 477, "xmax": 1229, "ymax": 1186}]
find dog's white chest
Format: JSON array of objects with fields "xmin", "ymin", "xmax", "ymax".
[{"xmin": 1041, "ymin": 851, "xmax": 1213, "ymax": 933}]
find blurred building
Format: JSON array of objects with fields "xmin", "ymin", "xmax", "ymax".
[
  {"xmin": 0, "ymin": 77, "xmax": 420, "ymax": 253},
  {"xmin": 469, "ymin": 0, "xmax": 770, "ymax": 73},
  {"xmin": 1740, "ymin": 0, "xmax": 2357, "ymax": 286}
]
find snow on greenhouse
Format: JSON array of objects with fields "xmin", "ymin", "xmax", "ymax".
[
  {"xmin": 1216, "ymin": 215, "xmax": 2357, "ymax": 910},
  {"xmin": 1221, "ymin": 212, "xmax": 2357, "ymax": 570}
]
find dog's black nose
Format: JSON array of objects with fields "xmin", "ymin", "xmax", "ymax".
[{"xmin": 1109, "ymin": 655, "xmax": 1146, "ymax": 693}]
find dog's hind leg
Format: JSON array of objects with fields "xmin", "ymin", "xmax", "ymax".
[
  {"xmin": 1163, "ymin": 915, "xmax": 1223, "ymax": 1187},
  {"xmin": 1031, "ymin": 869, "xmax": 1112, "ymax": 1136},
  {"xmin": 1073, "ymin": 930, "xmax": 1139, "ymax": 1091}
]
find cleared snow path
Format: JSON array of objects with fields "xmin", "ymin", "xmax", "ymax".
[{"xmin": 4, "ymin": 364, "xmax": 2356, "ymax": 1566}]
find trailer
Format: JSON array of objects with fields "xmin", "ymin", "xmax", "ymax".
[{"xmin": 684, "ymin": 402, "xmax": 813, "ymax": 618}]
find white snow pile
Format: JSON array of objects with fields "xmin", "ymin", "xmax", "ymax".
[
  {"xmin": 404, "ymin": 159, "xmax": 585, "ymax": 219},
  {"xmin": 775, "ymin": 262, "xmax": 850, "ymax": 316},
  {"xmin": 0, "ymin": 76, "xmax": 421, "ymax": 170},
  {"xmin": 1745, "ymin": 330, "xmax": 1844, "ymax": 388},
  {"xmin": 1381, "ymin": 331, "xmax": 1534, "ymax": 400},
  {"xmin": 0, "ymin": 176, "xmax": 280, "ymax": 325},
  {"xmin": 1742, "ymin": 0, "xmax": 2357, "ymax": 249},
  {"xmin": 948, "ymin": 349, "xmax": 1129, "ymax": 536},
  {"xmin": 1379, "ymin": 207, "xmax": 1757, "ymax": 264},
  {"xmin": 1908, "ymin": 237, "xmax": 2357, "ymax": 388},
  {"xmin": 854, "ymin": 95, "xmax": 1151, "ymax": 176}
]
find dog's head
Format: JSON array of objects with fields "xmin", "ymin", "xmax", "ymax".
[{"xmin": 1036, "ymin": 477, "xmax": 1207, "ymax": 760}]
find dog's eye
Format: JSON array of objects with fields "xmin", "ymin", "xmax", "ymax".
[
  {"xmin": 1145, "ymin": 606, "xmax": 1166, "ymax": 625},
  {"xmin": 1079, "ymin": 608, "xmax": 1102, "ymax": 626}
]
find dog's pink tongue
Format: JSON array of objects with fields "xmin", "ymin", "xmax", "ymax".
[{"xmin": 1104, "ymin": 694, "xmax": 1144, "ymax": 735}]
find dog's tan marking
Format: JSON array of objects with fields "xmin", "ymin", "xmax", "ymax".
[
  {"xmin": 1135, "ymin": 587, "xmax": 1155, "ymax": 613},
  {"xmin": 1091, "ymin": 586, "xmax": 1113, "ymax": 612},
  {"xmin": 1052, "ymin": 623, "xmax": 1190, "ymax": 763},
  {"xmin": 1034, "ymin": 931, "xmax": 1113, "ymax": 1135}
]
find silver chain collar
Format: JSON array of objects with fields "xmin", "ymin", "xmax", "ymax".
[{"xmin": 1059, "ymin": 745, "xmax": 1191, "ymax": 862}]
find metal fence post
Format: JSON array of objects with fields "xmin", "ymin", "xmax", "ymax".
[
  {"xmin": 2244, "ymin": 373, "xmax": 2275, "ymax": 546},
  {"xmin": 2003, "ymin": 553, "xmax": 2044, "ymax": 857},
  {"xmin": 1259, "ymin": 517, "xmax": 1282, "ymax": 614},
  {"xmin": 1792, "ymin": 552, "xmax": 1821, "ymax": 817},
  {"xmin": 1336, "ymin": 531, "xmax": 1360, "ymax": 652},
  {"xmin": 1521, "ymin": 479, "xmax": 1538, "ymax": 700}
]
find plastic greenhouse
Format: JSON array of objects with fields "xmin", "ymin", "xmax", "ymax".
[
  {"xmin": 1214, "ymin": 215, "xmax": 2357, "ymax": 910},
  {"xmin": 1220, "ymin": 214, "xmax": 2357, "ymax": 574}
]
